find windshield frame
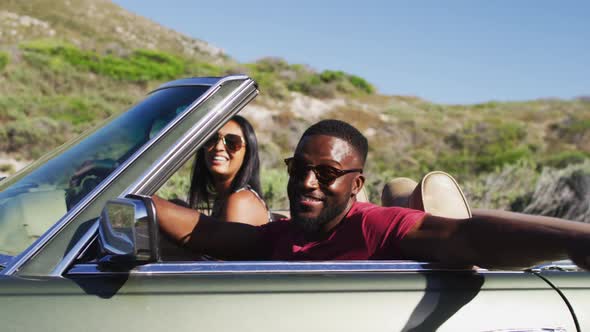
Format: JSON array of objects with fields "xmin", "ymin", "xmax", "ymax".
[
  {"xmin": 0, "ymin": 85, "xmax": 213, "ymax": 258},
  {"xmin": 2, "ymin": 75, "xmax": 257, "ymax": 276}
]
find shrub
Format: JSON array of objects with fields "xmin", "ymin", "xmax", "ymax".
[
  {"xmin": 319, "ymin": 70, "xmax": 346, "ymax": 82},
  {"xmin": 157, "ymin": 162, "xmax": 193, "ymax": 201},
  {"xmin": 288, "ymin": 74, "xmax": 337, "ymax": 98},
  {"xmin": 287, "ymin": 70, "xmax": 375, "ymax": 98},
  {"xmin": 245, "ymin": 58, "xmax": 375, "ymax": 99},
  {"xmin": 1, "ymin": 95, "xmax": 115, "ymax": 127},
  {"xmin": 0, "ymin": 163, "xmax": 15, "ymax": 174},
  {"xmin": 520, "ymin": 161, "xmax": 590, "ymax": 221},
  {"xmin": 246, "ymin": 67, "xmax": 290, "ymax": 99},
  {"xmin": 565, "ymin": 119, "xmax": 590, "ymax": 134},
  {"xmin": 438, "ymin": 147, "xmax": 533, "ymax": 176},
  {"xmin": 0, "ymin": 52, "xmax": 9, "ymax": 71},
  {"xmin": 541, "ymin": 151, "xmax": 589, "ymax": 169},
  {"xmin": 549, "ymin": 116, "xmax": 590, "ymax": 139},
  {"xmin": 441, "ymin": 121, "xmax": 533, "ymax": 173},
  {"xmin": 261, "ymin": 168, "xmax": 289, "ymax": 209},
  {"xmin": 461, "ymin": 160, "xmax": 540, "ymax": 210},
  {"xmin": 347, "ymin": 74, "xmax": 375, "ymax": 94},
  {"xmin": 249, "ymin": 57, "xmax": 291, "ymax": 73},
  {"xmin": 21, "ymin": 41, "xmax": 186, "ymax": 82},
  {"xmin": 548, "ymin": 116, "xmax": 590, "ymax": 152},
  {"xmin": 0, "ymin": 117, "xmax": 70, "ymax": 159},
  {"xmin": 186, "ymin": 61, "xmax": 226, "ymax": 77},
  {"xmin": 319, "ymin": 70, "xmax": 374, "ymax": 94}
]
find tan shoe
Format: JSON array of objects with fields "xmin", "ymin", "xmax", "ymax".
[{"xmin": 410, "ymin": 171, "xmax": 472, "ymax": 219}]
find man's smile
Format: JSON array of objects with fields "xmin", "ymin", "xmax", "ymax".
[{"xmin": 296, "ymin": 193, "xmax": 325, "ymax": 208}]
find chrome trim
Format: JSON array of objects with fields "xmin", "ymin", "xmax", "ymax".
[
  {"xmin": 67, "ymin": 260, "xmax": 474, "ymax": 276},
  {"xmin": 49, "ymin": 76, "xmax": 255, "ymax": 276},
  {"xmin": 50, "ymin": 222, "xmax": 99, "ymax": 277},
  {"xmin": 3, "ymin": 77, "xmax": 238, "ymax": 276},
  {"xmin": 527, "ymin": 260, "xmax": 579, "ymax": 273}
]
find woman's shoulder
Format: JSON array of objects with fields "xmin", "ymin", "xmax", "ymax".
[
  {"xmin": 231, "ymin": 186, "xmax": 265, "ymax": 205},
  {"xmin": 224, "ymin": 188, "xmax": 270, "ymax": 225},
  {"xmin": 227, "ymin": 188, "xmax": 264, "ymax": 205}
]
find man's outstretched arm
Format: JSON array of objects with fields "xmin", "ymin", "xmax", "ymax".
[
  {"xmin": 152, "ymin": 196, "xmax": 267, "ymax": 260},
  {"xmin": 399, "ymin": 209, "xmax": 590, "ymax": 270}
]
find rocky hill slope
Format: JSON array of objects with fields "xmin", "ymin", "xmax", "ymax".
[
  {"xmin": 1, "ymin": 0, "xmax": 589, "ymax": 221},
  {"xmin": 1, "ymin": 0, "xmax": 225, "ymax": 60}
]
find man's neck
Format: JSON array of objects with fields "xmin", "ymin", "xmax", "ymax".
[{"xmin": 321, "ymin": 198, "xmax": 357, "ymax": 233}]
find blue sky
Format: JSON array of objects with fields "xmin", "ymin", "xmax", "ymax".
[{"xmin": 113, "ymin": 0, "xmax": 589, "ymax": 104}]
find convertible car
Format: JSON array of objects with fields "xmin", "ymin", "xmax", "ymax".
[{"xmin": 0, "ymin": 75, "xmax": 588, "ymax": 332}]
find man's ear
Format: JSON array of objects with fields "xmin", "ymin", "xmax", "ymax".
[{"xmin": 351, "ymin": 174, "xmax": 365, "ymax": 196}]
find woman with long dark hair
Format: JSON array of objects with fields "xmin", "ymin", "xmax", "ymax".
[{"xmin": 188, "ymin": 115, "xmax": 270, "ymax": 225}]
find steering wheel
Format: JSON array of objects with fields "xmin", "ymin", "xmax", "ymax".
[{"xmin": 66, "ymin": 159, "xmax": 118, "ymax": 209}]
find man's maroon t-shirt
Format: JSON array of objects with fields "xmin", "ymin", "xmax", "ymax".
[{"xmin": 258, "ymin": 201, "xmax": 425, "ymax": 260}]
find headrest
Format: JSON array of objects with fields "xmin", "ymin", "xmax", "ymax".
[
  {"xmin": 381, "ymin": 172, "xmax": 472, "ymax": 219},
  {"xmin": 413, "ymin": 171, "xmax": 472, "ymax": 218},
  {"xmin": 381, "ymin": 177, "xmax": 418, "ymax": 207}
]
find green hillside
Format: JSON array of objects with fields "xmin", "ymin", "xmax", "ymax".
[{"xmin": 1, "ymin": 0, "xmax": 589, "ymax": 221}]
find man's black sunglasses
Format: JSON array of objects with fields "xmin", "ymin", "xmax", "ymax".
[
  {"xmin": 204, "ymin": 133, "xmax": 246, "ymax": 153},
  {"xmin": 284, "ymin": 157, "xmax": 363, "ymax": 186}
]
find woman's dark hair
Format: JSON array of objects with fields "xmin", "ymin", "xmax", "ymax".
[{"xmin": 188, "ymin": 115, "xmax": 262, "ymax": 211}]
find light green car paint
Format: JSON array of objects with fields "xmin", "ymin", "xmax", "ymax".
[
  {"xmin": 0, "ymin": 269, "xmax": 583, "ymax": 331},
  {"xmin": 541, "ymin": 271, "xmax": 590, "ymax": 330}
]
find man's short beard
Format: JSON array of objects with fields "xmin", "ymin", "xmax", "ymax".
[{"xmin": 291, "ymin": 200, "xmax": 349, "ymax": 234}]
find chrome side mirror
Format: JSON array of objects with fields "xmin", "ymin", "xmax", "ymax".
[{"xmin": 98, "ymin": 194, "xmax": 160, "ymax": 263}]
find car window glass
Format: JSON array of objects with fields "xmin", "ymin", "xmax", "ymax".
[
  {"xmin": 20, "ymin": 78, "xmax": 251, "ymax": 276},
  {"xmin": 156, "ymin": 157, "xmax": 194, "ymax": 208},
  {"xmin": 0, "ymin": 86, "xmax": 208, "ymax": 257}
]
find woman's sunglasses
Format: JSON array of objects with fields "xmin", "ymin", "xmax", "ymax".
[
  {"xmin": 204, "ymin": 133, "xmax": 246, "ymax": 153},
  {"xmin": 284, "ymin": 157, "xmax": 363, "ymax": 186}
]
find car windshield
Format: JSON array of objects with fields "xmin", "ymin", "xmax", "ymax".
[{"xmin": 0, "ymin": 85, "xmax": 209, "ymax": 256}]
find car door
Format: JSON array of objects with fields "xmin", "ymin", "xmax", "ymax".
[
  {"xmin": 539, "ymin": 268, "xmax": 590, "ymax": 330},
  {"xmin": 0, "ymin": 261, "xmax": 578, "ymax": 332}
]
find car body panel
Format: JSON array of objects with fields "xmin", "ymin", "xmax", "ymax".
[
  {"xmin": 0, "ymin": 263, "xmax": 578, "ymax": 332},
  {"xmin": 540, "ymin": 271, "xmax": 590, "ymax": 330}
]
